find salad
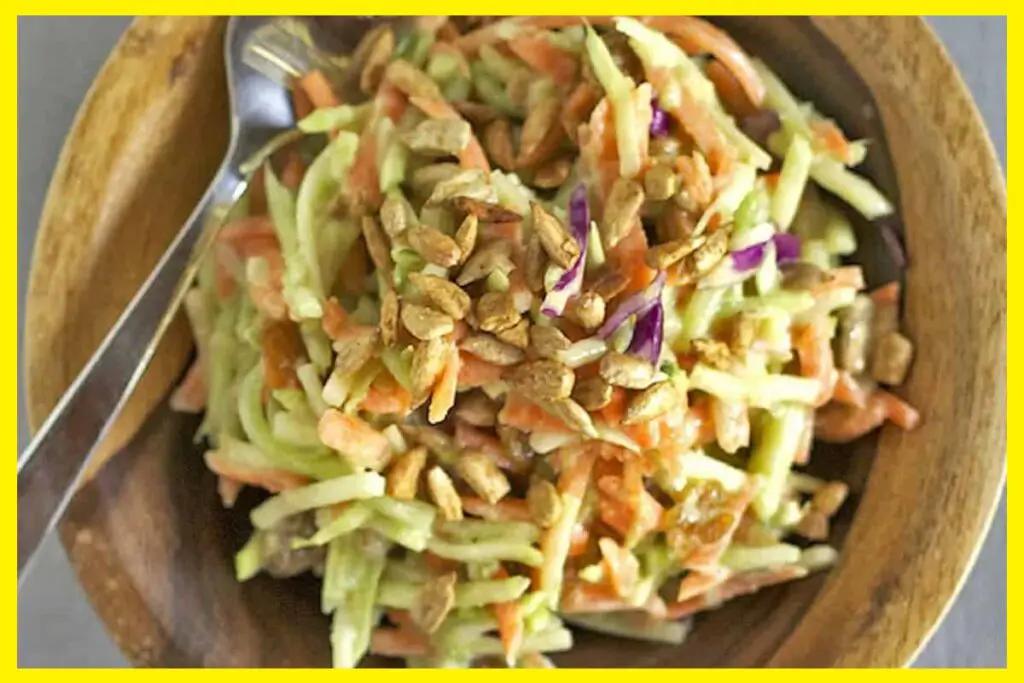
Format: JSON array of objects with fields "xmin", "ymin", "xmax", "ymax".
[{"xmin": 171, "ymin": 16, "xmax": 920, "ymax": 668}]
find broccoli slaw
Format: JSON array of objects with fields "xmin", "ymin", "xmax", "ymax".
[{"xmin": 171, "ymin": 15, "xmax": 920, "ymax": 668}]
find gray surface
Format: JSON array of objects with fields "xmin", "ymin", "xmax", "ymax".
[{"xmin": 17, "ymin": 16, "xmax": 1006, "ymax": 668}]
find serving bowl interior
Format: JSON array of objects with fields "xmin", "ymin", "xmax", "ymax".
[{"xmin": 24, "ymin": 16, "xmax": 1006, "ymax": 668}]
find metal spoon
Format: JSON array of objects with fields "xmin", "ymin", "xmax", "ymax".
[{"xmin": 17, "ymin": 16, "xmax": 349, "ymax": 583}]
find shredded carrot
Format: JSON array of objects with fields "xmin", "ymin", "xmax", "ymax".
[
  {"xmin": 457, "ymin": 350, "xmax": 506, "ymax": 390},
  {"xmin": 170, "ymin": 359, "xmax": 207, "ymax": 413},
  {"xmin": 567, "ymin": 523, "xmax": 591, "ymax": 557},
  {"xmin": 705, "ymin": 58, "xmax": 757, "ymax": 119},
  {"xmin": 598, "ymin": 537, "xmax": 641, "ymax": 598},
  {"xmin": 491, "ymin": 565, "xmax": 525, "ymax": 665},
  {"xmin": 461, "ymin": 496, "xmax": 533, "ymax": 522},
  {"xmin": 260, "ymin": 319, "xmax": 305, "ymax": 390},
  {"xmin": 811, "ymin": 119, "xmax": 852, "ymax": 160},
  {"xmin": 647, "ymin": 66, "xmax": 734, "ymax": 175},
  {"xmin": 290, "ymin": 83, "xmax": 314, "ymax": 120},
  {"xmin": 424, "ymin": 552, "xmax": 460, "ymax": 574},
  {"xmin": 321, "ymin": 297, "xmax": 350, "ymax": 340},
  {"xmin": 281, "ymin": 149, "xmax": 306, "ymax": 191},
  {"xmin": 871, "ymin": 281, "xmax": 901, "ymax": 307},
  {"xmin": 596, "ymin": 475, "xmax": 664, "ymax": 542},
  {"xmin": 216, "ymin": 475, "xmax": 244, "ymax": 508},
  {"xmin": 361, "ymin": 373, "xmax": 412, "ymax": 415},
  {"xmin": 369, "ymin": 628, "xmax": 431, "ymax": 658},
  {"xmin": 427, "ymin": 342, "xmax": 460, "ymax": 425},
  {"xmin": 297, "ymin": 69, "xmax": 341, "ymax": 110},
  {"xmin": 348, "ymin": 125, "xmax": 382, "ymax": 212},
  {"xmin": 204, "ymin": 450, "xmax": 309, "ymax": 494},
  {"xmin": 832, "ymin": 370, "xmax": 871, "ymax": 409},
  {"xmin": 217, "ymin": 215, "xmax": 276, "ymax": 247},
  {"xmin": 792, "ymin": 321, "xmax": 839, "ymax": 406},
  {"xmin": 814, "ymin": 389, "xmax": 919, "ymax": 442},
  {"xmin": 674, "ymin": 568, "xmax": 729, "ymax": 603},
  {"xmin": 607, "ymin": 219, "xmax": 658, "ymax": 295},
  {"xmin": 408, "ymin": 96, "xmax": 491, "ymax": 172},
  {"xmin": 507, "ymin": 32, "xmax": 579, "ymax": 86},
  {"xmin": 317, "ymin": 409, "xmax": 391, "ymax": 468},
  {"xmin": 561, "ymin": 81, "xmax": 602, "ymax": 144},
  {"xmin": 499, "ymin": 391, "xmax": 574, "ymax": 434},
  {"xmin": 579, "ymin": 98, "xmax": 620, "ymax": 199},
  {"xmin": 644, "ymin": 17, "xmax": 765, "ymax": 107},
  {"xmin": 374, "ymin": 80, "xmax": 409, "ymax": 123}
]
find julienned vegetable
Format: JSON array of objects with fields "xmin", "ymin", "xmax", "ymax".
[{"xmin": 175, "ymin": 15, "xmax": 918, "ymax": 670}]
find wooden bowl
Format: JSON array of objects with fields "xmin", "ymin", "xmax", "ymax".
[{"xmin": 25, "ymin": 16, "xmax": 1006, "ymax": 668}]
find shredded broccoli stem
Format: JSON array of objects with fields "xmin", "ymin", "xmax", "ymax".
[
  {"xmin": 250, "ymin": 471, "xmax": 386, "ymax": 530},
  {"xmin": 771, "ymin": 134, "xmax": 814, "ymax": 231},
  {"xmin": 427, "ymin": 538, "xmax": 544, "ymax": 567},
  {"xmin": 234, "ymin": 531, "xmax": 264, "ymax": 582},
  {"xmin": 748, "ymin": 405, "xmax": 809, "ymax": 520},
  {"xmin": 292, "ymin": 502, "xmax": 374, "ymax": 549},
  {"xmin": 721, "ymin": 543, "xmax": 802, "ymax": 572}
]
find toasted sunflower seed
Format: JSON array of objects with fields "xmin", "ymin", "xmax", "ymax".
[
  {"xmin": 455, "ymin": 392, "xmax": 499, "ymax": 427},
  {"xmin": 507, "ymin": 360, "xmax": 574, "ymax": 400},
  {"xmin": 692, "ymin": 338, "xmax": 732, "ymax": 370},
  {"xmin": 602, "ymin": 178, "xmax": 645, "ymax": 249},
  {"xmin": 483, "ymin": 118, "xmax": 516, "ymax": 171},
  {"xmin": 402, "ymin": 118, "xmax": 472, "ymax": 157},
  {"xmin": 403, "ymin": 423, "xmax": 457, "ymax": 460},
  {"xmin": 456, "ymin": 452, "xmax": 511, "ymax": 505},
  {"xmin": 870, "ymin": 330, "xmax": 914, "ymax": 386},
  {"xmin": 454, "ymin": 214, "xmax": 478, "ymax": 265},
  {"xmin": 359, "ymin": 26, "xmax": 395, "ymax": 95},
  {"xmin": 623, "ymin": 381, "xmax": 684, "ymax": 425},
  {"xmin": 412, "ymin": 570, "xmax": 458, "ymax": 633},
  {"xmin": 524, "ymin": 234, "xmax": 548, "ymax": 293},
  {"xmin": 533, "ymin": 157, "xmax": 573, "ymax": 190},
  {"xmin": 811, "ymin": 481, "xmax": 850, "ymax": 517},
  {"xmin": 496, "ymin": 425, "xmax": 532, "ymax": 468},
  {"xmin": 532, "ymin": 203, "xmax": 580, "ymax": 270},
  {"xmin": 402, "ymin": 303, "xmax": 455, "ymax": 341},
  {"xmin": 728, "ymin": 313, "xmax": 758, "ymax": 355},
  {"xmin": 427, "ymin": 468, "xmax": 464, "ymax": 523},
  {"xmin": 380, "ymin": 194, "xmax": 410, "ymax": 238},
  {"xmin": 361, "ymin": 216, "xmax": 393, "ymax": 283},
  {"xmin": 645, "ymin": 238, "xmax": 701, "ymax": 270},
  {"xmin": 529, "ymin": 324, "xmax": 572, "ymax": 359},
  {"xmin": 543, "ymin": 398, "xmax": 598, "ymax": 437},
  {"xmin": 572, "ymin": 375, "xmax": 613, "ymax": 411},
  {"xmin": 427, "ymin": 169, "xmax": 497, "ymax": 207},
  {"xmin": 380, "ymin": 289, "xmax": 400, "ymax": 346},
  {"xmin": 332, "ymin": 327, "xmax": 380, "ymax": 376},
  {"xmin": 386, "ymin": 446, "xmax": 428, "ymax": 500},
  {"xmin": 690, "ymin": 228, "xmax": 729, "ymax": 273},
  {"xmin": 568, "ymin": 292, "xmax": 605, "ymax": 331},
  {"xmin": 599, "ymin": 352, "xmax": 655, "ymax": 389},
  {"xmin": 476, "ymin": 291, "xmax": 520, "ymax": 333},
  {"xmin": 408, "ymin": 272, "xmax": 471, "ymax": 320},
  {"xmin": 494, "ymin": 318, "xmax": 530, "ymax": 350},
  {"xmin": 517, "ymin": 96, "xmax": 564, "ymax": 168},
  {"xmin": 458, "ymin": 241, "xmax": 514, "ymax": 286},
  {"xmin": 452, "ymin": 196, "xmax": 523, "ymax": 223},
  {"xmin": 676, "ymin": 152, "xmax": 714, "ymax": 211},
  {"xmin": 410, "ymin": 338, "xmax": 450, "ymax": 407},
  {"xmin": 384, "ymin": 59, "xmax": 443, "ymax": 99},
  {"xmin": 406, "ymin": 225, "xmax": 463, "ymax": 268},
  {"xmin": 460, "ymin": 334, "xmax": 525, "ymax": 366},
  {"xmin": 527, "ymin": 479, "xmax": 563, "ymax": 529},
  {"xmin": 644, "ymin": 163, "xmax": 678, "ymax": 202}
]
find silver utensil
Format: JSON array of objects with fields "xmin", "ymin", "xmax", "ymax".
[{"xmin": 17, "ymin": 16, "xmax": 336, "ymax": 583}]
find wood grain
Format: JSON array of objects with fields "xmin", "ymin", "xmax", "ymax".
[{"xmin": 24, "ymin": 16, "xmax": 1006, "ymax": 668}]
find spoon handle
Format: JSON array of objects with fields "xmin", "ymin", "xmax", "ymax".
[{"xmin": 17, "ymin": 167, "xmax": 244, "ymax": 584}]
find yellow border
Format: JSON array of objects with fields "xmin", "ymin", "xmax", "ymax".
[{"xmin": 13, "ymin": 8, "xmax": 1010, "ymax": 673}]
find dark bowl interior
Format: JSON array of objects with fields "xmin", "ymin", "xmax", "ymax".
[{"xmin": 57, "ymin": 16, "xmax": 904, "ymax": 668}]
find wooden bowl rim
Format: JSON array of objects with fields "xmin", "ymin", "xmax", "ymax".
[{"xmin": 24, "ymin": 15, "xmax": 1006, "ymax": 668}]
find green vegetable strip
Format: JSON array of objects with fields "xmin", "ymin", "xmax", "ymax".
[
  {"xmin": 364, "ymin": 514, "xmax": 430, "ymax": 552},
  {"xmin": 292, "ymin": 502, "xmax": 374, "ymax": 549},
  {"xmin": 266, "ymin": 165, "xmax": 322, "ymax": 318},
  {"xmin": 721, "ymin": 543, "xmax": 802, "ymax": 572},
  {"xmin": 297, "ymin": 103, "xmax": 370, "ymax": 133},
  {"xmin": 377, "ymin": 576, "xmax": 531, "ymax": 610},
  {"xmin": 366, "ymin": 497, "xmax": 437, "ymax": 533},
  {"xmin": 436, "ymin": 519, "xmax": 540, "ymax": 545},
  {"xmin": 250, "ymin": 472, "xmax": 386, "ymax": 530},
  {"xmin": 562, "ymin": 613, "xmax": 689, "ymax": 645},
  {"xmin": 677, "ymin": 287, "xmax": 727, "ymax": 349},
  {"xmin": 463, "ymin": 627, "xmax": 573, "ymax": 657},
  {"xmin": 809, "ymin": 156, "xmax": 894, "ymax": 220},
  {"xmin": 272, "ymin": 411, "xmax": 321, "ymax": 448},
  {"xmin": 771, "ymin": 134, "xmax": 814, "ymax": 231},
  {"xmin": 296, "ymin": 363, "xmax": 330, "ymax": 417},
  {"xmin": 427, "ymin": 538, "xmax": 544, "ymax": 567},
  {"xmin": 748, "ymin": 405, "xmax": 809, "ymax": 521},
  {"xmin": 206, "ymin": 296, "xmax": 241, "ymax": 443},
  {"xmin": 234, "ymin": 532, "xmax": 264, "ymax": 582}
]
